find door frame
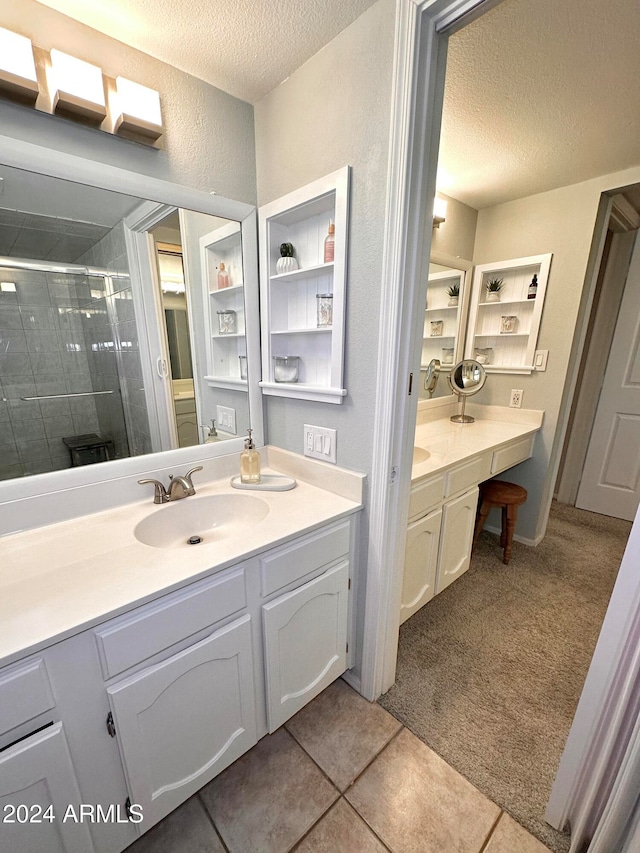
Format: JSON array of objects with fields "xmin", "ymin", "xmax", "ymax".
[{"xmin": 361, "ymin": 0, "xmax": 500, "ymax": 701}]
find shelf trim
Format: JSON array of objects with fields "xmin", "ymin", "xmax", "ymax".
[
  {"xmin": 259, "ymin": 381, "xmax": 347, "ymax": 404},
  {"xmin": 204, "ymin": 375, "xmax": 248, "ymax": 390},
  {"xmin": 211, "ymin": 332, "xmax": 245, "ymax": 340},
  {"xmin": 425, "ymin": 306, "xmax": 458, "ymax": 313},
  {"xmin": 269, "ymin": 262, "xmax": 334, "ymax": 282},
  {"xmin": 478, "ymin": 297, "xmax": 536, "ymax": 307},
  {"xmin": 209, "ymin": 283, "xmax": 244, "ymax": 295},
  {"xmin": 271, "ymin": 327, "xmax": 333, "ymax": 335}
]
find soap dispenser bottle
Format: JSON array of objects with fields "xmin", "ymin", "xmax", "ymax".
[
  {"xmin": 240, "ymin": 429, "xmax": 261, "ymax": 484},
  {"xmin": 323, "ymin": 220, "xmax": 335, "ymax": 263},
  {"xmin": 217, "ymin": 262, "xmax": 230, "ymax": 289},
  {"xmin": 201, "ymin": 419, "xmax": 219, "ymax": 443}
]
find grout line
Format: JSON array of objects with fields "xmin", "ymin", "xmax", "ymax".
[
  {"xmin": 478, "ymin": 810, "xmax": 503, "ymax": 853},
  {"xmin": 288, "ymin": 797, "xmax": 342, "ymax": 852},
  {"xmin": 197, "ymin": 792, "xmax": 231, "ymax": 853},
  {"xmin": 284, "ymin": 724, "xmax": 343, "ymax": 793},
  {"xmin": 342, "ymin": 725, "xmax": 405, "ymax": 795}
]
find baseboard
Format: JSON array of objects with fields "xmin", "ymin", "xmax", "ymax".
[{"xmin": 483, "ymin": 523, "xmax": 544, "ymax": 548}]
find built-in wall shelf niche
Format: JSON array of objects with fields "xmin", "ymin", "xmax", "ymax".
[
  {"xmin": 422, "ymin": 269, "xmax": 467, "ymax": 373},
  {"xmin": 465, "ymin": 253, "xmax": 552, "ymax": 374},
  {"xmin": 200, "ymin": 221, "xmax": 247, "ymax": 390},
  {"xmin": 258, "ymin": 166, "xmax": 350, "ymax": 403}
]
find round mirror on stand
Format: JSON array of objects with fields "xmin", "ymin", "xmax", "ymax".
[
  {"xmin": 448, "ymin": 359, "xmax": 487, "ymax": 423},
  {"xmin": 424, "ymin": 358, "xmax": 441, "ymax": 397}
]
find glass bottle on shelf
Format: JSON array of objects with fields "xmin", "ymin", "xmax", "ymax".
[
  {"xmin": 324, "ymin": 220, "xmax": 335, "ymax": 263},
  {"xmin": 217, "ymin": 262, "xmax": 230, "ymax": 289},
  {"xmin": 527, "ymin": 274, "xmax": 538, "ymax": 299},
  {"xmin": 217, "ymin": 309, "xmax": 236, "ymax": 334},
  {"xmin": 316, "ymin": 294, "xmax": 333, "ymax": 327}
]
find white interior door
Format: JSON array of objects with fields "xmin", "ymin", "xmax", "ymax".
[{"xmin": 577, "ymin": 232, "xmax": 640, "ymax": 520}]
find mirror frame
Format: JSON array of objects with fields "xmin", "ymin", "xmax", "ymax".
[{"xmin": 0, "ymin": 134, "xmax": 263, "ymax": 507}]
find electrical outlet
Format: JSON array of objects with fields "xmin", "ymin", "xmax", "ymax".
[
  {"xmin": 510, "ymin": 389, "xmax": 523, "ymax": 409},
  {"xmin": 216, "ymin": 405, "xmax": 236, "ymax": 435},
  {"xmin": 303, "ymin": 424, "xmax": 337, "ymax": 463}
]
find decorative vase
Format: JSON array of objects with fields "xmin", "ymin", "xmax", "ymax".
[
  {"xmin": 276, "ymin": 256, "xmax": 298, "ymax": 274},
  {"xmin": 448, "ymin": 296, "xmax": 459, "ymax": 307},
  {"xmin": 486, "ymin": 291, "xmax": 500, "ymax": 302}
]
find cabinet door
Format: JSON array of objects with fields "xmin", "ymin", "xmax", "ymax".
[
  {"xmin": 400, "ymin": 507, "xmax": 442, "ymax": 625},
  {"xmin": 263, "ymin": 560, "xmax": 349, "ymax": 731},
  {"xmin": 436, "ymin": 486, "xmax": 479, "ymax": 594},
  {"xmin": 0, "ymin": 722, "xmax": 95, "ymax": 853},
  {"xmin": 108, "ymin": 614, "xmax": 257, "ymax": 830}
]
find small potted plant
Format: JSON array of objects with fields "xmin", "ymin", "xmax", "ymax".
[
  {"xmin": 276, "ymin": 242, "xmax": 298, "ymax": 274},
  {"xmin": 447, "ymin": 282, "xmax": 460, "ymax": 306},
  {"xmin": 485, "ymin": 277, "xmax": 503, "ymax": 302}
]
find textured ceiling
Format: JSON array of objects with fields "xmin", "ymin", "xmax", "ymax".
[
  {"xmin": 35, "ymin": 0, "xmax": 380, "ymax": 104},
  {"xmin": 440, "ymin": 0, "xmax": 640, "ymax": 208},
  {"xmin": 34, "ymin": 0, "xmax": 640, "ymax": 209}
]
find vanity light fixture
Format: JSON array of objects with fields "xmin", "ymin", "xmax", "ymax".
[
  {"xmin": 433, "ymin": 196, "xmax": 447, "ymax": 228},
  {"xmin": 0, "ymin": 27, "xmax": 38, "ymax": 104},
  {"xmin": 48, "ymin": 49, "xmax": 106, "ymax": 123},
  {"xmin": 113, "ymin": 77, "xmax": 163, "ymax": 141}
]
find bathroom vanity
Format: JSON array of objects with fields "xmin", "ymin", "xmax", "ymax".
[
  {"xmin": 0, "ymin": 453, "xmax": 363, "ymax": 852},
  {"xmin": 400, "ymin": 402, "xmax": 543, "ymax": 624}
]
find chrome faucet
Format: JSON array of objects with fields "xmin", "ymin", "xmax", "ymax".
[{"xmin": 138, "ymin": 466, "xmax": 203, "ymax": 504}]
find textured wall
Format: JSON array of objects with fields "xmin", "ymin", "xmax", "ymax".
[
  {"xmin": 430, "ymin": 193, "xmax": 478, "ymax": 262},
  {"xmin": 0, "ymin": 0, "xmax": 256, "ymax": 204},
  {"xmin": 254, "ymin": 0, "xmax": 396, "ymax": 474},
  {"xmin": 472, "ymin": 163, "xmax": 640, "ymax": 542}
]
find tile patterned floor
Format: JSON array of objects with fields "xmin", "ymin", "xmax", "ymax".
[{"xmin": 126, "ymin": 678, "xmax": 552, "ymax": 853}]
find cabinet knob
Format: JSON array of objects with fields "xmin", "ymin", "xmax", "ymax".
[{"xmin": 106, "ymin": 711, "xmax": 116, "ymax": 737}]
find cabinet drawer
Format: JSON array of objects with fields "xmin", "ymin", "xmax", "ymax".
[
  {"xmin": 95, "ymin": 566, "xmax": 247, "ymax": 679},
  {"xmin": 408, "ymin": 475, "xmax": 445, "ymax": 521},
  {"xmin": 260, "ymin": 520, "xmax": 351, "ymax": 597},
  {"xmin": 491, "ymin": 435, "xmax": 535, "ymax": 475},
  {"xmin": 444, "ymin": 455, "xmax": 491, "ymax": 498},
  {"xmin": 0, "ymin": 658, "xmax": 55, "ymax": 738}
]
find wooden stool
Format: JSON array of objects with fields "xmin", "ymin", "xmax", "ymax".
[{"xmin": 473, "ymin": 480, "xmax": 527, "ymax": 565}]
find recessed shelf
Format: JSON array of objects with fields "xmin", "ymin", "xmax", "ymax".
[
  {"xmin": 209, "ymin": 283, "xmax": 244, "ymax": 295},
  {"xmin": 204, "ymin": 375, "xmax": 248, "ymax": 390},
  {"xmin": 212, "ymin": 332, "xmax": 244, "ymax": 340},
  {"xmin": 474, "ymin": 332, "xmax": 529, "ymax": 338},
  {"xmin": 271, "ymin": 327, "xmax": 333, "ymax": 335},
  {"xmin": 425, "ymin": 306, "xmax": 459, "ymax": 313},
  {"xmin": 270, "ymin": 262, "xmax": 334, "ymax": 283},
  {"xmin": 478, "ymin": 298, "xmax": 535, "ymax": 307},
  {"xmin": 424, "ymin": 334, "xmax": 455, "ymax": 340}
]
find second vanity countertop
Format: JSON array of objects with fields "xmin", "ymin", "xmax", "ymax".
[
  {"xmin": 411, "ymin": 403, "xmax": 544, "ymax": 483},
  {"xmin": 0, "ymin": 462, "xmax": 363, "ymax": 668}
]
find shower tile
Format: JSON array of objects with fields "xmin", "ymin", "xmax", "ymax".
[
  {"xmin": 16, "ymin": 438, "xmax": 51, "ymax": 462},
  {"xmin": 69, "ymin": 396, "xmax": 98, "ymax": 419},
  {"xmin": 114, "ymin": 292, "xmax": 135, "ymax": 323},
  {"xmin": 47, "ymin": 280, "xmax": 76, "ymax": 305},
  {"xmin": 13, "ymin": 229, "xmax": 61, "ymax": 259},
  {"xmin": 8, "ymin": 399, "xmax": 41, "ymax": 420},
  {"xmin": 30, "ymin": 352, "xmax": 63, "ymax": 376},
  {"xmin": 20, "ymin": 306, "xmax": 57, "ymax": 330},
  {"xmin": 120, "ymin": 351, "xmax": 143, "ymax": 381},
  {"xmin": 24, "ymin": 330, "xmax": 58, "ymax": 353},
  {"xmin": 0, "ymin": 209, "xmax": 25, "ymax": 227},
  {"xmin": 43, "ymin": 415, "xmax": 74, "ymax": 439},
  {"xmin": 0, "ymin": 400, "xmax": 11, "ymax": 423},
  {"xmin": 0, "ymin": 305, "xmax": 23, "ymax": 330},
  {"xmin": 4, "ymin": 379, "xmax": 37, "ymax": 400},
  {"xmin": 48, "ymin": 438, "xmax": 70, "ymax": 461},
  {"xmin": 35, "ymin": 377, "xmax": 68, "ymax": 397},
  {"xmin": 66, "ymin": 375, "xmax": 93, "ymax": 394},
  {"xmin": 11, "ymin": 419, "xmax": 45, "ymax": 441},
  {"xmin": 38, "ymin": 398, "xmax": 71, "ymax": 419},
  {"xmin": 0, "ymin": 289, "xmax": 18, "ymax": 306},
  {"xmin": 22, "ymin": 458, "xmax": 54, "ymax": 475},
  {"xmin": 0, "ymin": 444, "xmax": 19, "ymax": 465},
  {"xmin": 0, "ymin": 353, "xmax": 31, "ymax": 377},
  {"xmin": 16, "ymin": 280, "xmax": 52, "ymax": 306},
  {"xmin": 0, "ymin": 330, "xmax": 28, "ymax": 353},
  {"xmin": 0, "ymin": 464, "xmax": 23, "ymax": 481},
  {"xmin": 73, "ymin": 414, "xmax": 100, "ymax": 434}
]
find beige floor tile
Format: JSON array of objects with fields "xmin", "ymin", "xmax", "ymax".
[
  {"xmin": 125, "ymin": 795, "xmax": 224, "ymax": 853},
  {"xmin": 200, "ymin": 727, "xmax": 338, "ymax": 853},
  {"xmin": 295, "ymin": 798, "xmax": 389, "ymax": 853},
  {"xmin": 286, "ymin": 678, "xmax": 402, "ymax": 791},
  {"xmin": 484, "ymin": 813, "xmax": 553, "ymax": 853},
  {"xmin": 345, "ymin": 728, "xmax": 500, "ymax": 853}
]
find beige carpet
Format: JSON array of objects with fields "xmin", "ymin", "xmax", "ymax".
[{"xmin": 379, "ymin": 501, "xmax": 631, "ymax": 853}]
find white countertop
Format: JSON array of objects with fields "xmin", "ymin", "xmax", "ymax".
[
  {"xmin": 411, "ymin": 404, "xmax": 543, "ymax": 482},
  {"xmin": 1, "ymin": 467, "xmax": 362, "ymax": 668}
]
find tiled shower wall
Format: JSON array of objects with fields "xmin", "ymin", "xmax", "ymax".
[
  {"xmin": 0, "ymin": 267, "xmax": 104, "ymax": 479},
  {"xmin": 77, "ymin": 223, "xmax": 152, "ymax": 458}
]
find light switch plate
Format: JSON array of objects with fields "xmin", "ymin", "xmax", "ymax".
[
  {"xmin": 304, "ymin": 424, "xmax": 337, "ymax": 464},
  {"xmin": 534, "ymin": 349, "xmax": 548, "ymax": 371},
  {"xmin": 216, "ymin": 405, "xmax": 236, "ymax": 435}
]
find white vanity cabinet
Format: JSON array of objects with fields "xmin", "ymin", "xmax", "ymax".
[
  {"xmin": 401, "ymin": 427, "xmax": 538, "ymax": 625},
  {"xmin": 0, "ymin": 511, "xmax": 358, "ymax": 852},
  {"xmin": 0, "ymin": 723, "xmax": 95, "ymax": 853},
  {"xmin": 107, "ymin": 614, "xmax": 257, "ymax": 828},
  {"xmin": 436, "ymin": 486, "xmax": 479, "ymax": 594}
]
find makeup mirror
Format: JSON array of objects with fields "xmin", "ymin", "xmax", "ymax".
[{"xmin": 448, "ymin": 358, "xmax": 486, "ymax": 423}]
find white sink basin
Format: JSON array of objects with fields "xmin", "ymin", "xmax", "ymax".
[
  {"xmin": 413, "ymin": 447, "xmax": 431, "ymax": 465},
  {"xmin": 134, "ymin": 494, "xmax": 270, "ymax": 549}
]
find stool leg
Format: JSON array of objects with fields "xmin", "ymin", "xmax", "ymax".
[
  {"xmin": 473, "ymin": 500, "xmax": 491, "ymax": 553},
  {"xmin": 500, "ymin": 506, "xmax": 507, "ymax": 548},
  {"xmin": 503, "ymin": 505, "xmax": 518, "ymax": 565}
]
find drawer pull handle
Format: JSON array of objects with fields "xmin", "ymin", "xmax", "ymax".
[{"xmin": 106, "ymin": 712, "xmax": 116, "ymax": 738}]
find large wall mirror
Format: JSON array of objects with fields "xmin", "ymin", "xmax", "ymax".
[{"xmin": 0, "ymin": 140, "xmax": 262, "ymax": 501}]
